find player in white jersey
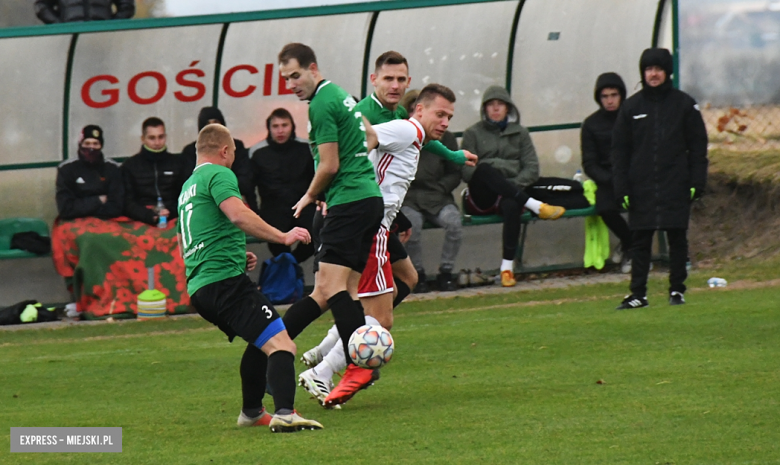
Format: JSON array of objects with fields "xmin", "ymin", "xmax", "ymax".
[{"xmin": 312, "ymin": 84, "xmax": 476, "ymax": 408}]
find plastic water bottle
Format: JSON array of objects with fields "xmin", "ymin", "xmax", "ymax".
[
  {"xmin": 156, "ymin": 197, "xmax": 167, "ymax": 229},
  {"xmin": 573, "ymin": 169, "xmax": 583, "ymax": 183},
  {"xmin": 707, "ymin": 277, "xmax": 727, "ymax": 288}
]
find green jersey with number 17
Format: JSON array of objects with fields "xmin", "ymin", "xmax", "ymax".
[
  {"xmin": 308, "ymin": 80, "xmax": 381, "ymax": 207},
  {"xmin": 178, "ymin": 163, "xmax": 246, "ymax": 296}
]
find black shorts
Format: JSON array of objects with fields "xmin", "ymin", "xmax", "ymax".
[
  {"xmin": 388, "ymin": 230, "xmax": 408, "ymax": 263},
  {"xmin": 316, "ymin": 196, "xmax": 383, "ymax": 273},
  {"xmin": 191, "ymin": 274, "xmax": 285, "ymax": 347}
]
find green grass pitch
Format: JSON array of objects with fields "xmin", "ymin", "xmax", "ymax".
[{"xmin": 2, "ymin": 279, "xmax": 779, "ymax": 464}]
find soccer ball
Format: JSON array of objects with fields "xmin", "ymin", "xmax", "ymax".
[{"xmin": 348, "ymin": 325, "xmax": 394, "ymax": 369}]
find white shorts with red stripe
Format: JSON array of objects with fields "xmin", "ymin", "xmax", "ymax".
[{"xmin": 357, "ymin": 226, "xmax": 394, "ymax": 298}]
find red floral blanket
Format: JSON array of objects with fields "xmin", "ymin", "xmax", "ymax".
[{"xmin": 51, "ymin": 217, "xmax": 191, "ymax": 319}]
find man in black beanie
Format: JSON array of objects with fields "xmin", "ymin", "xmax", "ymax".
[
  {"xmin": 56, "ymin": 124, "xmax": 124, "ymax": 220},
  {"xmin": 612, "ymin": 48, "xmax": 709, "ymax": 309},
  {"xmin": 181, "ymin": 107, "xmax": 255, "ymax": 210},
  {"xmin": 248, "ymin": 108, "xmax": 315, "ymax": 264},
  {"xmin": 581, "ymin": 72, "xmax": 632, "ymax": 274}
]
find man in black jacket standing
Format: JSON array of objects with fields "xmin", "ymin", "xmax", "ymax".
[
  {"xmin": 56, "ymin": 124, "xmax": 123, "ymax": 220},
  {"xmin": 612, "ymin": 48, "xmax": 708, "ymax": 309},
  {"xmin": 249, "ymin": 108, "xmax": 315, "ymax": 264},
  {"xmin": 122, "ymin": 117, "xmax": 186, "ymax": 226},
  {"xmin": 581, "ymin": 72, "xmax": 632, "ymax": 274},
  {"xmin": 181, "ymin": 107, "xmax": 255, "ymax": 211},
  {"xmin": 35, "ymin": 0, "xmax": 134, "ymax": 24}
]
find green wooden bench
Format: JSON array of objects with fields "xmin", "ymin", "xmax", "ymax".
[
  {"xmin": 245, "ymin": 206, "xmax": 601, "ymax": 269},
  {"xmin": 425, "ymin": 206, "xmax": 598, "ymax": 271},
  {"xmin": 0, "ymin": 217, "xmax": 51, "ymax": 259}
]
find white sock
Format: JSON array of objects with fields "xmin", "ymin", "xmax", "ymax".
[
  {"xmin": 524, "ymin": 197, "xmax": 542, "ymax": 214},
  {"xmin": 317, "ymin": 324, "xmax": 340, "ymax": 355},
  {"xmin": 500, "ymin": 259, "xmax": 514, "ymax": 272},
  {"xmin": 364, "ymin": 315, "xmax": 382, "ymax": 328},
  {"xmin": 317, "ymin": 341, "xmax": 347, "ymax": 379}
]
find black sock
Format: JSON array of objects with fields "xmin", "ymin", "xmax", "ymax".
[
  {"xmin": 281, "ymin": 296, "xmax": 323, "ymax": 340},
  {"xmin": 328, "ymin": 291, "xmax": 364, "ymax": 366},
  {"xmin": 393, "ymin": 279, "xmax": 411, "ymax": 308},
  {"xmin": 266, "ymin": 351, "xmax": 295, "ymax": 414},
  {"xmin": 240, "ymin": 344, "xmax": 267, "ymax": 415}
]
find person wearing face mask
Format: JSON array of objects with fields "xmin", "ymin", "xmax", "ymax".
[
  {"xmin": 461, "ymin": 86, "xmax": 566, "ymax": 287},
  {"xmin": 121, "ymin": 117, "xmax": 186, "ymax": 226},
  {"xmin": 56, "ymin": 124, "xmax": 123, "ymax": 220}
]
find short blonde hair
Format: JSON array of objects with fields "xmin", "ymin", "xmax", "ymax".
[{"xmin": 196, "ymin": 124, "xmax": 232, "ymax": 156}]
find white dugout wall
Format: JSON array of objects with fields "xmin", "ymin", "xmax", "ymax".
[{"xmin": 0, "ymin": 0, "xmax": 674, "ymax": 270}]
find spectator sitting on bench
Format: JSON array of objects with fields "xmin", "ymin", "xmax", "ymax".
[
  {"xmin": 181, "ymin": 107, "xmax": 255, "ymax": 210},
  {"xmin": 581, "ymin": 72, "xmax": 632, "ymax": 274},
  {"xmin": 461, "ymin": 86, "xmax": 565, "ymax": 287},
  {"xmin": 249, "ymin": 108, "xmax": 315, "ymax": 264},
  {"xmin": 397, "ymin": 90, "xmax": 463, "ymax": 293},
  {"xmin": 121, "ymin": 117, "xmax": 186, "ymax": 226},
  {"xmin": 56, "ymin": 124, "xmax": 123, "ymax": 220}
]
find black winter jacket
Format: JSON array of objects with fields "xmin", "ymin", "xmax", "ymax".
[
  {"xmin": 611, "ymin": 82, "xmax": 708, "ymax": 230},
  {"xmin": 581, "ymin": 72, "xmax": 626, "ymax": 212},
  {"xmin": 121, "ymin": 147, "xmax": 187, "ymax": 225},
  {"xmin": 35, "ymin": 0, "xmax": 134, "ymax": 24},
  {"xmin": 249, "ymin": 137, "xmax": 313, "ymax": 216},
  {"xmin": 56, "ymin": 158, "xmax": 124, "ymax": 220},
  {"xmin": 181, "ymin": 139, "xmax": 255, "ymax": 211}
]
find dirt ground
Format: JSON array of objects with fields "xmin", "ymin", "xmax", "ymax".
[{"xmin": 689, "ymin": 172, "xmax": 780, "ymax": 267}]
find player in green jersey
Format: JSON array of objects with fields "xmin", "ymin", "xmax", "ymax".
[
  {"xmin": 178, "ymin": 123, "xmax": 321, "ymax": 433},
  {"xmin": 354, "ymin": 51, "xmax": 477, "ymax": 314},
  {"xmin": 277, "ymin": 43, "xmax": 385, "ymax": 398}
]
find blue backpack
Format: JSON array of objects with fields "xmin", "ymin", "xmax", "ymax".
[{"xmin": 257, "ymin": 253, "xmax": 304, "ymax": 304}]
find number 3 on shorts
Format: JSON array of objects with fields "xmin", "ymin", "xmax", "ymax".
[{"xmin": 262, "ymin": 305, "xmax": 272, "ymax": 319}]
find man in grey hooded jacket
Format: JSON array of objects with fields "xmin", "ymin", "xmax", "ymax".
[{"xmin": 461, "ymin": 86, "xmax": 565, "ymax": 287}]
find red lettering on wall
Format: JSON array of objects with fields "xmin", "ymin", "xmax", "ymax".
[
  {"xmin": 81, "ymin": 75, "xmax": 120, "ymax": 108},
  {"xmin": 127, "ymin": 71, "xmax": 167, "ymax": 105},
  {"xmin": 222, "ymin": 64, "xmax": 258, "ymax": 98},
  {"xmin": 174, "ymin": 61, "xmax": 207, "ymax": 103},
  {"xmin": 263, "ymin": 63, "xmax": 273, "ymax": 96}
]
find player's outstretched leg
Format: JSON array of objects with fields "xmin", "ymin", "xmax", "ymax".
[
  {"xmin": 301, "ymin": 324, "xmax": 339, "ymax": 368},
  {"xmin": 237, "ymin": 344, "xmax": 273, "ymax": 427},
  {"xmin": 323, "ymin": 315, "xmax": 383, "ymax": 408},
  {"xmin": 266, "ymin": 349, "xmax": 324, "ymax": 433}
]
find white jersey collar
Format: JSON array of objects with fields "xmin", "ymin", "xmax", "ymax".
[{"xmin": 408, "ymin": 117, "xmax": 426, "ymax": 143}]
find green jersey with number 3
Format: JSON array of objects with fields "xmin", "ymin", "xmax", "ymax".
[
  {"xmin": 308, "ymin": 80, "xmax": 381, "ymax": 207},
  {"xmin": 178, "ymin": 163, "xmax": 246, "ymax": 295}
]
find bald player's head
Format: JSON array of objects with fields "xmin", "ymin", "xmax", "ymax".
[{"xmin": 196, "ymin": 123, "xmax": 236, "ymax": 168}]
